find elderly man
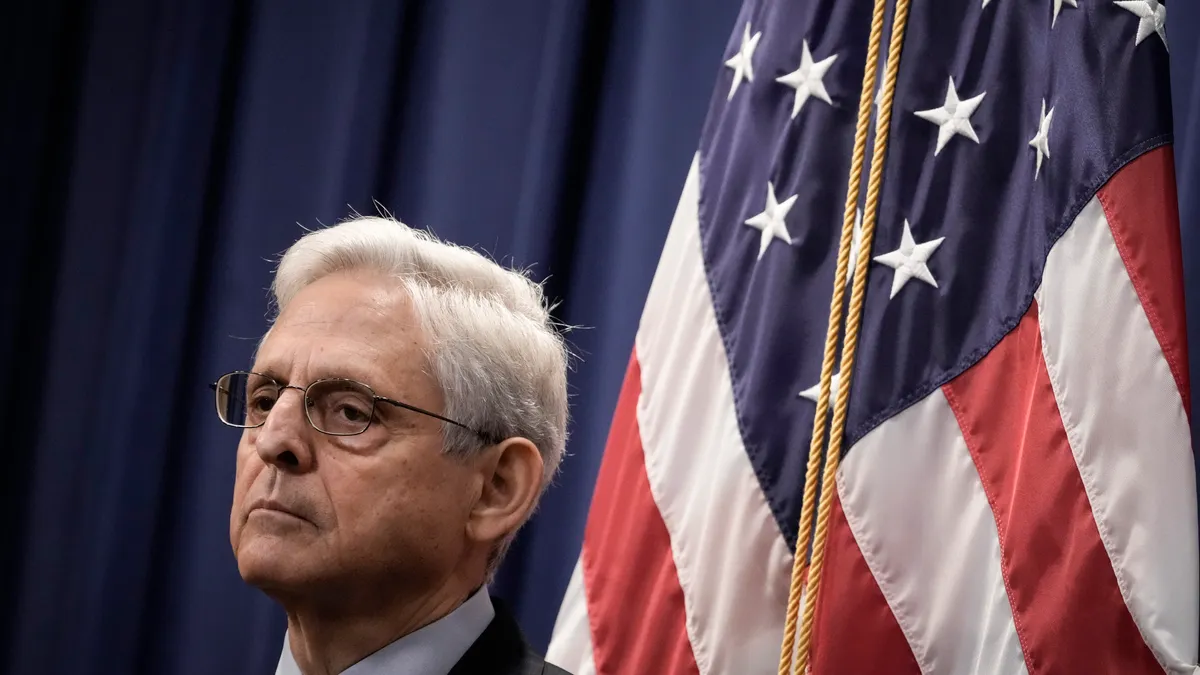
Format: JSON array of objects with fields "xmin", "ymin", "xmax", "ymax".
[{"xmin": 213, "ymin": 217, "xmax": 572, "ymax": 675}]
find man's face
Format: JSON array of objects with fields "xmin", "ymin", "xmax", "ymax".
[{"xmin": 229, "ymin": 272, "xmax": 479, "ymax": 605}]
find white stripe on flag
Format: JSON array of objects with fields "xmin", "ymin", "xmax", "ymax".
[
  {"xmin": 635, "ymin": 154, "xmax": 794, "ymax": 674},
  {"xmin": 837, "ymin": 389, "xmax": 1027, "ymax": 675},
  {"xmin": 1035, "ymin": 195, "xmax": 1199, "ymax": 671},
  {"xmin": 546, "ymin": 558, "xmax": 597, "ymax": 675}
]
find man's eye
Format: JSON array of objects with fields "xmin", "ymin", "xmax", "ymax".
[
  {"xmin": 249, "ymin": 393, "xmax": 276, "ymax": 412},
  {"xmin": 336, "ymin": 403, "xmax": 370, "ymax": 423}
]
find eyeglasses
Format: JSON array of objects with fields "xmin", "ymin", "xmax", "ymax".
[{"xmin": 210, "ymin": 371, "xmax": 493, "ymax": 440}]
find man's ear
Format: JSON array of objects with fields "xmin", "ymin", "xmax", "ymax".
[{"xmin": 465, "ymin": 437, "xmax": 544, "ymax": 548}]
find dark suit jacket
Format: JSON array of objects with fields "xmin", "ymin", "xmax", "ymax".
[{"xmin": 449, "ymin": 598, "xmax": 572, "ymax": 675}]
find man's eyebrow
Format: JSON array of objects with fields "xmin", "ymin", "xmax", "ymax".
[
  {"xmin": 251, "ymin": 362, "xmax": 402, "ymax": 396},
  {"xmin": 250, "ymin": 365, "xmax": 288, "ymax": 385},
  {"xmin": 307, "ymin": 363, "xmax": 392, "ymax": 389}
]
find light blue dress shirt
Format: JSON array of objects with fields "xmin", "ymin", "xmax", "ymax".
[{"xmin": 274, "ymin": 588, "xmax": 495, "ymax": 675}]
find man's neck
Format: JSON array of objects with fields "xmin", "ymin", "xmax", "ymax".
[{"xmin": 281, "ymin": 578, "xmax": 473, "ymax": 675}]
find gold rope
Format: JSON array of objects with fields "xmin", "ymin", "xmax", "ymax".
[
  {"xmin": 775, "ymin": 0, "xmax": 891, "ymax": 670},
  {"xmin": 790, "ymin": 0, "xmax": 914, "ymax": 671}
]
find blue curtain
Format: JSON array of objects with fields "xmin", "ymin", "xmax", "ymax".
[
  {"xmin": 1174, "ymin": 7, "xmax": 1200, "ymax": 414},
  {"xmin": 1171, "ymin": 3, "xmax": 1200, "ymax": 653},
  {"xmin": 0, "ymin": 2, "xmax": 738, "ymax": 674}
]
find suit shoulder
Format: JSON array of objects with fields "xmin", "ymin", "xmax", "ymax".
[{"xmin": 451, "ymin": 596, "xmax": 573, "ymax": 675}]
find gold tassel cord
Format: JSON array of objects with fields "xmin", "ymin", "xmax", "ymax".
[
  {"xmin": 792, "ymin": 0, "xmax": 914, "ymax": 671},
  {"xmin": 775, "ymin": 0, "xmax": 892, "ymax": 670}
]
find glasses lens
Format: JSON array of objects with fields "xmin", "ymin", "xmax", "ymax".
[
  {"xmin": 306, "ymin": 379, "xmax": 375, "ymax": 435},
  {"xmin": 215, "ymin": 372, "xmax": 277, "ymax": 427}
]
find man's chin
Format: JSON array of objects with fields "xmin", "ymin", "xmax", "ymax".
[{"xmin": 235, "ymin": 534, "xmax": 318, "ymax": 591}]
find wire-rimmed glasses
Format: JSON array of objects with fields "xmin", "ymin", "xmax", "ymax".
[{"xmin": 210, "ymin": 370, "xmax": 493, "ymax": 440}]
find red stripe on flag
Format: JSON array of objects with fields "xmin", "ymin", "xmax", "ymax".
[
  {"xmin": 809, "ymin": 493, "xmax": 921, "ymax": 674},
  {"xmin": 1098, "ymin": 146, "xmax": 1191, "ymax": 418},
  {"xmin": 581, "ymin": 353, "xmax": 699, "ymax": 675},
  {"xmin": 942, "ymin": 302, "xmax": 1161, "ymax": 674}
]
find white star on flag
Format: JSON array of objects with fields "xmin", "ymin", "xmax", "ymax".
[
  {"xmin": 873, "ymin": 219, "xmax": 946, "ymax": 298},
  {"xmin": 1114, "ymin": 0, "xmax": 1167, "ymax": 51},
  {"xmin": 873, "ymin": 58, "xmax": 887, "ymax": 114},
  {"xmin": 800, "ymin": 370, "xmax": 841, "ymax": 405},
  {"xmin": 744, "ymin": 182, "xmax": 798, "ymax": 260},
  {"xmin": 776, "ymin": 40, "xmax": 838, "ymax": 119},
  {"xmin": 914, "ymin": 77, "xmax": 986, "ymax": 156},
  {"xmin": 1029, "ymin": 99, "xmax": 1054, "ymax": 180},
  {"xmin": 724, "ymin": 24, "xmax": 762, "ymax": 100},
  {"xmin": 846, "ymin": 208, "xmax": 865, "ymax": 293},
  {"xmin": 1052, "ymin": 0, "xmax": 1078, "ymax": 27}
]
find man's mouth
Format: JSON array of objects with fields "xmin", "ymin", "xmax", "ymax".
[{"xmin": 247, "ymin": 497, "xmax": 308, "ymax": 523}]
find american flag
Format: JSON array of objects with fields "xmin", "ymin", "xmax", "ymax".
[{"xmin": 547, "ymin": 0, "xmax": 1197, "ymax": 672}]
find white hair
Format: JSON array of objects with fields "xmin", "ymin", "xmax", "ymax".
[{"xmin": 270, "ymin": 216, "xmax": 569, "ymax": 491}]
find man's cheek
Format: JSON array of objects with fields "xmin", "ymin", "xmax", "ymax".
[{"xmin": 230, "ymin": 454, "xmax": 263, "ymax": 530}]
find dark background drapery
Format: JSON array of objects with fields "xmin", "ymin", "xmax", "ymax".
[
  {"xmin": 1, "ymin": 2, "xmax": 1196, "ymax": 674},
  {"xmin": 1173, "ymin": 7, "xmax": 1200, "ymax": 482},
  {"xmin": 0, "ymin": 2, "xmax": 738, "ymax": 673}
]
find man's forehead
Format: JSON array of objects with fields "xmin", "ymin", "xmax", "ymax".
[
  {"xmin": 278, "ymin": 275, "xmax": 410, "ymax": 327},
  {"xmin": 253, "ymin": 275, "xmax": 427, "ymax": 381}
]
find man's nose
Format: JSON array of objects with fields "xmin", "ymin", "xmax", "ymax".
[{"xmin": 253, "ymin": 388, "xmax": 316, "ymax": 472}]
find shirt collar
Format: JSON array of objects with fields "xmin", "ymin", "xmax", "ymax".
[{"xmin": 275, "ymin": 587, "xmax": 495, "ymax": 675}]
